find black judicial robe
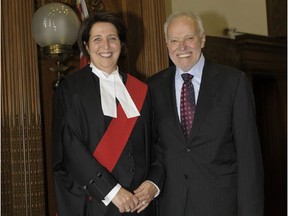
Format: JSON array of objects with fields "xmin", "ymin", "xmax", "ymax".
[{"xmin": 52, "ymin": 65, "xmax": 164, "ymax": 216}]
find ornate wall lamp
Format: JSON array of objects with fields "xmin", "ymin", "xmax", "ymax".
[{"xmin": 31, "ymin": 3, "xmax": 80, "ymax": 89}]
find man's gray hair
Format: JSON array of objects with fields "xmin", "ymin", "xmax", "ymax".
[{"xmin": 164, "ymin": 11, "xmax": 205, "ymax": 41}]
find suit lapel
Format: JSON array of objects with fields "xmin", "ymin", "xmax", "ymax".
[{"xmin": 188, "ymin": 61, "xmax": 220, "ymax": 142}]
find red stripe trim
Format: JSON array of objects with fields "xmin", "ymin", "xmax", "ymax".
[{"xmin": 93, "ymin": 74, "xmax": 147, "ymax": 172}]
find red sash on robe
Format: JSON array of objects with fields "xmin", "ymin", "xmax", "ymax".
[{"xmin": 93, "ymin": 74, "xmax": 148, "ymax": 172}]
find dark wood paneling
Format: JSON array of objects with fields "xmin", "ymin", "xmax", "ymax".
[
  {"xmin": 203, "ymin": 36, "xmax": 241, "ymax": 68},
  {"xmin": 253, "ymin": 76, "xmax": 286, "ymax": 216},
  {"xmin": 236, "ymin": 34, "xmax": 287, "ymax": 216},
  {"xmin": 266, "ymin": 0, "xmax": 287, "ymax": 37}
]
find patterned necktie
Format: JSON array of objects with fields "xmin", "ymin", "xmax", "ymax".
[{"xmin": 180, "ymin": 73, "xmax": 195, "ymax": 139}]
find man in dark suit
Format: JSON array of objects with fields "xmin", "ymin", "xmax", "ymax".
[{"xmin": 147, "ymin": 11, "xmax": 264, "ymax": 216}]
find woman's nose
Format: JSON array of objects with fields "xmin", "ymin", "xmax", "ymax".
[{"xmin": 102, "ymin": 38, "xmax": 110, "ymax": 49}]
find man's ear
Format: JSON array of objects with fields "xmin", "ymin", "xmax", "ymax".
[{"xmin": 201, "ymin": 33, "xmax": 206, "ymax": 48}]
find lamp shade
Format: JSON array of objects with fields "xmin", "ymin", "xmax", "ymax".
[{"xmin": 31, "ymin": 3, "xmax": 80, "ymax": 47}]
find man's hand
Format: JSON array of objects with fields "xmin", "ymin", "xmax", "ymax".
[
  {"xmin": 112, "ymin": 187, "xmax": 139, "ymax": 213},
  {"xmin": 132, "ymin": 180, "xmax": 158, "ymax": 213}
]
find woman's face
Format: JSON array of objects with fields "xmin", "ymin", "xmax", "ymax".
[{"xmin": 86, "ymin": 22, "xmax": 121, "ymax": 73}]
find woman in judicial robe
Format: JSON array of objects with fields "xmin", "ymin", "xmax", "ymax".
[{"xmin": 52, "ymin": 11, "xmax": 164, "ymax": 216}]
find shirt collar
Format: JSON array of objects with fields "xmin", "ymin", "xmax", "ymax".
[
  {"xmin": 90, "ymin": 63, "xmax": 119, "ymax": 79},
  {"xmin": 176, "ymin": 54, "xmax": 205, "ymax": 81}
]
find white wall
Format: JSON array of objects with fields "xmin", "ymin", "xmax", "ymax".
[{"xmin": 165, "ymin": 0, "xmax": 268, "ymax": 38}]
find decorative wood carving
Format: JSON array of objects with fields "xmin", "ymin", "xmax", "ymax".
[
  {"xmin": 1, "ymin": 0, "xmax": 46, "ymax": 215},
  {"xmin": 236, "ymin": 34, "xmax": 286, "ymax": 76}
]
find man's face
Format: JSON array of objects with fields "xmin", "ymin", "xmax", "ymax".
[{"xmin": 166, "ymin": 16, "xmax": 206, "ymax": 72}]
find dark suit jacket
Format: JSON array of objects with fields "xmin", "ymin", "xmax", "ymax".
[
  {"xmin": 52, "ymin": 65, "xmax": 164, "ymax": 216},
  {"xmin": 147, "ymin": 61, "xmax": 264, "ymax": 216}
]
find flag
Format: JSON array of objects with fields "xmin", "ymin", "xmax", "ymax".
[{"xmin": 77, "ymin": 0, "xmax": 90, "ymax": 68}]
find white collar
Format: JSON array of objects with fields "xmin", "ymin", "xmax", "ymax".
[{"xmin": 90, "ymin": 63, "xmax": 140, "ymax": 118}]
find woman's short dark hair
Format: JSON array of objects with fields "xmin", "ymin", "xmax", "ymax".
[{"xmin": 78, "ymin": 10, "xmax": 127, "ymax": 58}]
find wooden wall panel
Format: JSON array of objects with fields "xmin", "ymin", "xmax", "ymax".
[
  {"xmin": 1, "ymin": 0, "xmax": 46, "ymax": 215},
  {"xmin": 266, "ymin": 0, "xmax": 287, "ymax": 37},
  {"xmin": 253, "ymin": 76, "xmax": 286, "ymax": 216},
  {"xmin": 122, "ymin": 0, "xmax": 168, "ymax": 79},
  {"xmin": 236, "ymin": 35, "xmax": 287, "ymax": 216}
]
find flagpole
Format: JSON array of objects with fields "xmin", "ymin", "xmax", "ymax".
[{"xmin": 77, "ymin": 0, "xmax": 90, "ymax": 69}]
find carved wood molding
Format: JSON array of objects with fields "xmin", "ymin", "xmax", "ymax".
[
  {"xmin": 236, "ymin": 34, "xmax": 287, "ymax": 77},
  {"xmin": 2, "ymin": 0, "xmax": 46, "ymax": 215}
]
